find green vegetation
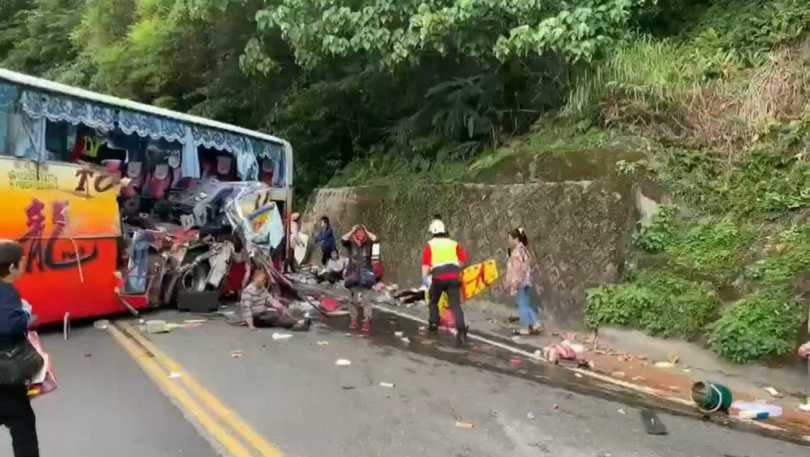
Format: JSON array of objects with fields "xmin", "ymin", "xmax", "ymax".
[{"xmin": 1, "ymin": 0, "xmax": 809, "ymax": 362}]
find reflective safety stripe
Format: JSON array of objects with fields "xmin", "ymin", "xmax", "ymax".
[{"xmin": 428, "ymin": 238, "xmax": 460, "ymax": 269}]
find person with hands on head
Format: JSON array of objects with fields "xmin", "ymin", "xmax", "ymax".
[{"xmin": 341, "ymin": 224, "xmax": 378, "ymax": 334}]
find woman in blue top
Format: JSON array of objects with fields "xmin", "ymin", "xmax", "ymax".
[{"xmin": 314, "ymin": 216, "xmax": 337, "ymax": 266}]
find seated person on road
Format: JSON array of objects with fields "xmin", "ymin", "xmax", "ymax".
[
  {"xmin": 316, "ymin": 249, "xmax": 347, "ymax": 284},
  {"xmin": 341, "ymin": 225, "xmax": 378, "ymax": 333},
  {"xmin": 240, "ymin": 269, "xmax": 310, "ymax": 331}
]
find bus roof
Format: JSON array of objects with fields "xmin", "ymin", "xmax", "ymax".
[{"xmin": 0, "ymin": 68, "xmax": 288, "ymax": 148}]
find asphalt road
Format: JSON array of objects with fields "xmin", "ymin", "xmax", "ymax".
[
  {"xmin": 2, "ymin": 310, "xmax": 808, "ymax": 457},
  {"xmin": 0, "ymin": 325, "xmax": 217, "ymax": 457}
]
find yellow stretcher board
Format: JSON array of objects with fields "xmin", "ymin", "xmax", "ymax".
[{"xmin": 427, "ymin": 259, "xmax": 499, "ymax": 312}]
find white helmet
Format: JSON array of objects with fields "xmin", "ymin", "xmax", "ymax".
[{"xmin": 428, "ymin": 219, "xmax": 446, "ymax": 235}]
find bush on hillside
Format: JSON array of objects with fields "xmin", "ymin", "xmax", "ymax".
[{"xmin": 708, "ymin": 289, "xmax": 806, "ymax": 363}]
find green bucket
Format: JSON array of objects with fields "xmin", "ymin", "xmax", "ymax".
[{"xmin": 691, "ymin": 381, "xmax": 733, "ymax": 413}]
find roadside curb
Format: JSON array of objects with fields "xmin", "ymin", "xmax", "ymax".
[{"xmin": 372, "ymin": 303, "xmax": 810, "ymax": 445}]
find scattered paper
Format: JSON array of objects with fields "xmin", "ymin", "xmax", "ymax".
[
  {"xmin": 335, "ymin": 359, "xmax": 352, "ymax": 366},
  {"xmin": 379, "ymin": 382, "xmax": 395, "ymax": 388},
  {"xmin": 455, "ymin": 421, "xmax": 474, "ymax": 429},
  {"xmin": 272, "ymin": 333, "xmax": 293, "ymax": 341},
  {"xmin": 93, "ymin": 320, "xmax": 109, "ymax": 330},
  {"xmin": 764, "ymin": 387, "xmax": 782, "ymax": 398}
]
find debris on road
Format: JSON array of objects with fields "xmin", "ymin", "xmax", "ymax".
[
  {"xmin": 527, "ymin": 412, "xmax": 536, "ymax": 420},
  {"xmin": 455, "ymin": 421, "xmax": 474, "ymax": 429},
  {"xmin": 731, "ymin": 401, "xmax": 783, "ymax": 419},
  {"xmin": 272, "ymin": 333, "xmax": 293, "ymax": 341},
  {"xmin": 617, "ymin": 409, "xmax": 627, "ymax": 415},
  {"xmin": 379, "ymin": 382, "xmax": 395, "ymax": 388},
  {"xmin": 93, "ymin": 320, "xmax": 109, "ymax": 330},
  {"xmin": 763, "ymin": 386, "xmax": 782, "ymax": 398},
  {"xmin": 146, "ymin": 320, "xmax": 173, "ymax": 334},
  {"xmin": 394, "ymin": 331, "xmax": 404, "ymax": 337},
  {"xmin": 691, "ymin": 381, "xmax": 732, "ymax": 413},
  {"xmin": 169, "ymin": 372, "xmax": 182, "ymax": 379},
  {"xmin": 640, "ymin": 410, "xmax": 667, "ymax": 435},
  {"xmin": 631, "ymin": 376, "xmax": 646, "ymax": 382},
  {"xmin": 401, "ymin": 337, "xmax": 411, "ymax": 344},
  {"xmin": 317, "ymin": 341, "xmax": 329, "ymax": 346},
  {"xmin": 230, "ymin": 350, "xmax": 243, "ymax": 359},
  {"xmin": 335, "ymin": 359, "xmax": 352, "ymax": 366},
  {"xmin": 654, "ymin": 361, "xmax": 675, "ymax": 369}
]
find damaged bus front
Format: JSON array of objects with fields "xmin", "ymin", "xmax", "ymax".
[{"xmin": 0, "ymin": 68, "xmax": 294, "ymax": 327}]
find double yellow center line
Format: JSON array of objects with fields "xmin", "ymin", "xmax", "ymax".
[{"xmin": 109, "ymin": 321, "xmax": 284, "ymax": 457}]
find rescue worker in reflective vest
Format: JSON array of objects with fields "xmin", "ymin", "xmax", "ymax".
[{"xmin": 421, "ymin": 219, "xmax": 469, "ymax": 346}]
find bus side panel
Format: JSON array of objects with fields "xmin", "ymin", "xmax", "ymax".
[
  {"xmin": 0, "ymin": 157, "xmax": 132, "ymax": 325},
  {"xmin": 15, "ymin": 237, "xmax": 122, "ymax": 325}
]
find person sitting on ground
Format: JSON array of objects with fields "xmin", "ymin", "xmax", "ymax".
[
  {"xmin": 240, "ymin": 269, "xmax": 310, "ymax": 331},
  {"xmin": 314, "ymin": 216, "xmax": 337, "ymax": 266},
  {"xmin": 342, "ymin": 225, "xmax": 378, "ymax": 333},
  {"xmin": 317, "ymin": 249, "xmax": 347, "ymax": 284}
]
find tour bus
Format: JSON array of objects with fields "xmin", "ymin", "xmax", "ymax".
[{"xmin": 0, "ymin": 68, "xmax": 294, "ymax": 329}]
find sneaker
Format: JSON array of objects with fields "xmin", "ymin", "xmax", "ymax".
[
  {"xmin": 361, "ymin": 320, "xmax": 371, "ymax": 334},
  {"xmin": 349, "ymin": 319, "xmax": 359, "ymax": 330}
]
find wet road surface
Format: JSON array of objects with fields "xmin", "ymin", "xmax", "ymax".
[{"xmin": 2, "ymin": 309, "xmax": 808, "ymax": 456}]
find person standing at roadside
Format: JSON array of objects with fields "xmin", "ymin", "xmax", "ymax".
[
  {"xmin": 314, "ymin": 216, "xmax": 337, "ymax": 266},
  {"xmin": 0, "ymin": 240, "xmax": 40, "ymax": 457},
  {"xmin": 505, "ymin": 228, "xmax": 540, "ymax": 335},
  {"xmin": 342, "ymin": 225, "xmax": 378, "ymax": 333},
  {"xmin": 422, "ymin": 219, "xmax": 469, "ymax": 346}
]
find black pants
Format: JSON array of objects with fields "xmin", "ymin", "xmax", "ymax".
[
  {"xmin": 0, "ymin": 385, "xmax": 39, "ymax": 457},
  {"xmin": 428, "ymin": 278, "xmax": 465, "ymax": 331},
  {"xmin": 253, "ymin": 311, "xmax": 306, "ymax": 331},
  {"xmin": 316, "ymin": 271, "xmax": 342, "ymax": 284}
]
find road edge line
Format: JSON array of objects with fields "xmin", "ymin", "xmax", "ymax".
[
  {"xmin": 108, "ymin": 323, "xmax": 256, "ymax": 457},
  {"xmin": 118, "ymin": 321, "xmax": 284, "ymax": 457},
  {"xmin": 371, "ymin": 304, "xmax": 795, "ymax": 435}
]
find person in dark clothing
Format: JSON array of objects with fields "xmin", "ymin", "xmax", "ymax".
[
  {"xmin": 314, "ymin": 216, "xmax": 337, "ymax": 266},
  {"xmin": 341, "ymin": 225, "xmax": 378, "ymax": 333},
  {"xmin": 421, "ymin": 220, "xmax": 469, "ymax": 346},
  {"xmin": 0, "ymin": 240, "xmax": 39, "ymax": 457}
]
